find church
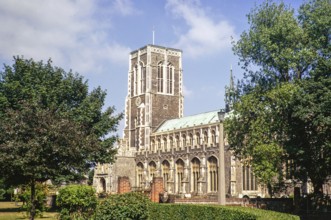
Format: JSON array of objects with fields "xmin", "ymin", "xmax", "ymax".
[{"xmin": 93, "ymin": 44, "xmax": 266, "ymax": 200}]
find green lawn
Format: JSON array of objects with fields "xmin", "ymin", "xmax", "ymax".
[{"xmin": 0, "ymin": 202, "xmax": 57, "ymax": 220}]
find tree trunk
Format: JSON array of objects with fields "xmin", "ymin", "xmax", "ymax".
[{"xmin": 30, "ymin": 181, "xmax": 36, "ymax": 220}]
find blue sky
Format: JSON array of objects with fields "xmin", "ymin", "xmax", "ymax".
[{"xmin": 0, "ymin": 0, "xmax": 302, "ymax": 134}]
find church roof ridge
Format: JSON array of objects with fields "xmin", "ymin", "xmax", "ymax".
[{"xmin": 155, "ymin": 109, "xmax": 222, "ymax": 133}]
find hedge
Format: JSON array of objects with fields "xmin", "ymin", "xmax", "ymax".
[
  {"xmin": 148, "ymin": 204, "xmax": 300, "ymax": 220},
  {"xmin": 148, "ymin": 204, "xmax": 255, "ymax": 220}
]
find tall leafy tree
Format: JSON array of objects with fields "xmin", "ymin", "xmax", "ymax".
[
  {"xmin": 0, "ymin": 57, "xmax": 123, "ymax": 219},
  {"xmin": 226, "ymin": 0, "xmax": 331, "ymax": 195}
]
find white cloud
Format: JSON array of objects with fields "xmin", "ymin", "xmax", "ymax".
[
  {"xmin": 183, "ymin": 84, "xmax": 193, "ymax": 97},
  {"xmin": 0, "ymin": 0, "xmax": 130, "ymax": 76},
  {"xmin": 112, "ymin": 0, "xmax": 140, "ymax": 16},
  {"xmin": 166, "ymin": 0, "xmax": 236, "ymax": 57}
]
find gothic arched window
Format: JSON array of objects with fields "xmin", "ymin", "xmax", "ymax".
[
  {"xmin": 157, "ymin": 62, "xmax": 163, "ymax": 93},
  {"xmin": 167, "ymin": 63, "xmax": 174, "ymax": 94},
  {"xmin": 162, "ymin": 160, "xmax": 170, "ymax": 191},
  {"xmin": 195, "ymin": 132, "xmax": 200, "ymax": 146},
  {"xmin": 176, "ymin": 159, "xmax": 185, "ymax": 193},
  {"xmin": 191, "ymin": 157, "xmax": 201, "ymax": 192},
  {"xmin": 137, "ymin": 162, "xmax": 144, "ymax": 188},
  {"xmin": 149, "ymin": 161, "xmax": 157, "ymax": 180},
  {"xmin": 208, "ymin": 156, "xmax": 218, "ymax": 192},
  {"xmin": 140, "ymin": 61, "xmax": 146, "ymax": 94}
]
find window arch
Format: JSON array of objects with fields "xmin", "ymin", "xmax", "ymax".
[
  {"xmin": 167, "ymin": 63, "xmax": 174, "ymax": 94},
  {"xmin": 157, "ymin": 138, "xmax": 161, "ymax": 150},
  {"xmin": 137, "ymin": 162, "xmax": 144, "ymax": 188},
  {"xmin": 157, "ymin": 62, "xmax": 164, "ymax": 93},
  {"xmin": 195, "ymin": 132, "xmax": 200, "ymax": 146},
  {"xmin": 211, "ymin": 130, "xmax": 216, "ymax": 145},
  {"xmin": 169, "ymin": 136, "xmax": 173, "ymax": 149},
  {"xmin": 151, "ymin": 139, "xmax": 155, "ymax": 152},
  {"xmin": 140, "ymin": 61, "xmax": 146, "ymax": 93},
  {"xmin": 149, "ymin": 161, "xmax": 157, "ymax": 180},
  {"xmin": 208, "ymin": 156, "xmax": 218, "ymax": 192},
  {"xmin": 242, "ymin": 165, "xmax": 257, "ymax": 191},
  {"xmin": 162, "ymin": 160, "xmax": 170, "ymax": 191},
  {"xmin": 133, "ymin": 64, "xmax": 138, "ymax": 96},
  {"xmin": 191, "ymin": 158, "xmax": 201, "ymax": 192},
  {"xmin": 182, "ymin": 134, "xmax": 186, "ymax": 148},
  {"xmin": 163, "ymin": 137, "xmax": 167, "ymax": 151},
  {"xmin": 175, "ymin": 135, "xmax": 180, "ymax": 150},
  {"xmin": 189, "ymin": 133, "xmax": 193, "ymax": 146},
  {"xmin": 203, "ymin": 131, "xmax": 208, "ymax": 144},
  {"xmin": 176, "ymin": 159, "xmax": 185, "ymax": 193}
]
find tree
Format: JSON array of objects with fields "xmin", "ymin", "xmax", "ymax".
[
  {"xmin": 226, "ymin": 0, "xmax": 331, "ymax": 195},
  {"xmin": 0, "ymin": 57, "xmax": 123, "ymax": 219}
]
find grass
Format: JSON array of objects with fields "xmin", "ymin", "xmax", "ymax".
[{"xmin": 0, "ymin": 202, "xmax": 57, "ymax": 220}]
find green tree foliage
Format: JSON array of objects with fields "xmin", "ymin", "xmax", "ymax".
[
  {"xmin": 226, "ymin": 0, "xmax": 331, "ymax": 195},
  {"xmin": 57, "ymin": 185, "xmax": 97, "ymax": 220},
  {"xmin": 0, "ymin": 57, "xmax": 123, "ymax": 219},
  {"xmin": 96, "ymin": 192, "xmax": 151, "ymax": 220}
]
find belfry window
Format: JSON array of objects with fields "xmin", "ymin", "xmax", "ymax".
[
  {"xmin": 167, "ymin": 63, "xmax": 174, "ymax": 94},
  {"xmin": 134, "ymin": 65, "xmax": 138, "ymax": 95},
  {"xmin": 140, "ymin": 62, "xmax": 146, "ymax": 93},
  {"xmin": 157, "ymin": 63, "xmax": 164, "ymax": 93}
]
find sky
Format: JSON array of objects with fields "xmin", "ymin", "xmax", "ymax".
[{"xmin": 0, "ymin": 0, "xmax": 303, "ymax": 135}]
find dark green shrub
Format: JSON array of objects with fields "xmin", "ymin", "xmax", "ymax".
[
  {"xmin": 148, "ymin": 204, "xmax": 300, "ymax": 220},
  {"xmin": 18, "ymin": 183, "xmax": 48, "ymax": 218},
  {"xmin": 57, "ymin": 185, "xmax": 97, "ymax": 220},
  {"xmin": 95, "ymin": 192, "xmax": 151, "ymax": 220},
  {"xmin": 148, "ymin": 204, "xmax": 256, "ymax": 220}
]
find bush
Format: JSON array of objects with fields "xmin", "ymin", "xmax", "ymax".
[
  {"xmin": 95, "ymin": 192, "xmax": 151, "ymax": 220},
  {"xmin": 148, "ymin": 204, "xmax": 256, "ymax": 220},
  {"xmin": 18, "ymin": 183, "xmax": 48, "ymax": 218},
  {"xmin": 57, "ymin": 185, "xmax": 97, "ymax": 220},
  {"xmin": 148, "ymin": 204, "xmax": 300, "ymax": 220}
]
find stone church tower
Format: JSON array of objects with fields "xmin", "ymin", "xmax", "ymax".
[
  {"xmin": 122, "ymin": 45, "xmax": 183, "ymax": 153},
  {"xmin": 94, "ymin": 45, "xmax": 184, "ymax": 193}
]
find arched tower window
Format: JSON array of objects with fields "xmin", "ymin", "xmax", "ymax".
[
  {"xmin": 162, "ymin": 160, "xmax": 170, "ymax": 191},
  {"xmin": 208, "ymin": 156, "xmax": 218, "ymax": 192},
  {"xmin": 167, "ymin": 63, "xmax": 174, "ymax": 94},
  {"xmin": 157, "ymin": 62, "xmax": 164, "ymax": 93},
  {"xmin": 140, "ymin": 61, "xmax": 146, "ymax": 94},
  {"xmin": 176, "ymin": 159, "xmax": 184, "ymax": 193},
  {"xmin": 191, "ymin": 157, "xmax": 201, "ymax": 192},
  {"xmin": 133, "ymin": 64, "xmax": 138, "ymax": 96}
]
